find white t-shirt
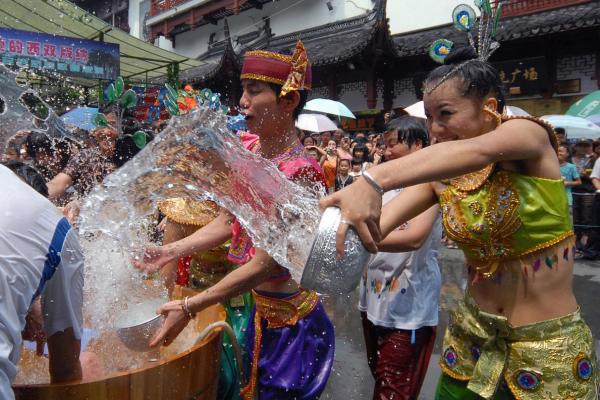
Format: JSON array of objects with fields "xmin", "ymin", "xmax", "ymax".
[
  {"xmin": 591, "ymin": 158, "xmax": 600, "ymax": 180},
  {"xmin": 359, "ymin": 189, "xmax": 442, "ymax": 330},
  {"xmin": 0, "ymin": 165, "xmax": 83, "ymax": 400}
]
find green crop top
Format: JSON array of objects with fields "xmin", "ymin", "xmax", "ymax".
[{"xmin": 439, "ymin": 117, "xmax": 573, "ymax": 277}]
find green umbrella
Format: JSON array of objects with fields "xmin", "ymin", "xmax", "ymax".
[{"xmin": 566, "ymin": 90, "xmax": 600, "ymax": 118}]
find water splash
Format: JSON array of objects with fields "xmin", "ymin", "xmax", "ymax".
[
  {"xmin": 0, "ymin": 64, "xmax": 82, "ymax": 152},
  {"xmin": 79, "ymin": 104, "xmax": 323, "ymax": 284}
]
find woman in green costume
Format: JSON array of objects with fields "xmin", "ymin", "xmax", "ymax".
[{"xmin": 322, "ymin": 44, "xmax": 598, "ymax": 400}]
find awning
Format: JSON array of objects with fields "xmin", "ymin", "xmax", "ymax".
[{"xmin": 0, "ymin": 0, "xmax": 204, "ymax": 83}]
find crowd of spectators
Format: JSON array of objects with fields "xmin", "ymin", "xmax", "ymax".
[
  {"xmin": 4, "ymin": 109, "xmax": 599, "ymax": 261},
  {"xmin": 296, "ymin": 123, "xmax": 600, "ymax": 259},
  {"xmin": 297, "ymin": 127, "xmax": 385, "ymax": 194},
  {"xmin": 554, "ymin": 127, "xmax": 600, "ymax": 260},
  {"xmin": 1, "ymin": 108, "xmax": 159, "ymax": 212}
]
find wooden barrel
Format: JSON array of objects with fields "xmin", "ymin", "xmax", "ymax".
[{"xmin": 14, "ymin": 296, "xmax": 225, "ymax": 400}]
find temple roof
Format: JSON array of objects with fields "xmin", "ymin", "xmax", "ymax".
[
  {"xmin": 256, "ymin": 10, "xmax": 381, "ymax": 66},
  {"xmin": 393, "ymin": 1, "xmax": 600, "ymax": 57}
]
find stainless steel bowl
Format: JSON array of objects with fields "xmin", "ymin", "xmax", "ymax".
[
  {"xmin": 114, "ymin": 298, "xmax": 165, "ymax": 352},
  {"xmin": 301, "ymin": 207, "xmax": 371, "ymax": 294}
]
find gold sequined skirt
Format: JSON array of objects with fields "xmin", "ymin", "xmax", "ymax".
[{"xmin": 439, "ymin": 294, "xmax": 598, "ymax": 399}]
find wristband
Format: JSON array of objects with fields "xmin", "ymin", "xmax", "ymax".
[{"xmin": 361, "ymin": 171, "xmax": 384, "ymax": 195}]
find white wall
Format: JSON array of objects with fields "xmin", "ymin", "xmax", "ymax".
[
  {"xmin": 137, "ymin": 0, "xmax": 374, "ymax": 57},
  {"xmin": 387, "ymin": 0, "xmax": 474, "ymax": 35},
  {"xmin": 392, "ymin": 78, "xmax": 418, "ymax": 108},
  {"xmin": 129, "ymin": 0, "xmax": 143, "ymax": 39},
  {"xmin": 556, "ymin": 54, "xmax": 598, "ymax": 96}
]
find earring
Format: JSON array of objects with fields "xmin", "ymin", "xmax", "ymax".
[{"xmin": 484, "ymin": 107, "xmax": 502, "ymax": 128}]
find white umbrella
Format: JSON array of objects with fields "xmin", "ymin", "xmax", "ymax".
[
  {"xmin": 404, "ymin": 101, "xmax": 426, "ymax": 118},
  {"xmin": 304, "ymin": 99, "xmax": 356, "ymax": 119},
  {"xmin": 295, "ymin": 113, "xmax": 338, "ymax": 133},
  {"xmin": 505, "ymin": 106, "xmax": 529, "ymax": 116},
  {"xmin": 541, "ymin": 115, "xmax": 600, "ymax": 140},
  {"xmin": 404, "ymin": 102, "xmax": 530, "ymax": 119}
]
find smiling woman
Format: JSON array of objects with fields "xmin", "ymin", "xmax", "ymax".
[{"xmin": 321, "ymin": 44, "xmax": 597, "ymax": 400}]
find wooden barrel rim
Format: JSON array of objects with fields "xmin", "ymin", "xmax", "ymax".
[{"xmin": 13, "ymin": 304, "xmax": 226, "ymax": 389}]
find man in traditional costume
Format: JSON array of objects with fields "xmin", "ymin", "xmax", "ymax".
[{"xmin": 135, "ymin": 42, "xmax": 335, "ymax": 400}]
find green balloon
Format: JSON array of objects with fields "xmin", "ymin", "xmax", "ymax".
[
  {"xmin": 107, "ymin": 83, "xmax": 117, "ymax": 103},
  {"xmin": 132, "ymin": 130, "xmax": 147, "ymax": 149},
  {"xmin": 94, "ymin": 113, "xmax": 108, "ymax": 127},
  {"xmin": 115, "ymin": 76, "xmax": 124, "ymax": 97},
  {"xmin": 120, "ymin": 89, "xmax": 138, "ymax": 109}
]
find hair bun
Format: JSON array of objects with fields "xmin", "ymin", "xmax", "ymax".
[{"xmin": 444, "ymin": 46, "xmax": 477, "ymax": 65}]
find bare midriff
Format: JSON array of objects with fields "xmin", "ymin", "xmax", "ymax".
[{"xmin": 467, "ymin": 238, "xmax": 577, "ymax": 327}]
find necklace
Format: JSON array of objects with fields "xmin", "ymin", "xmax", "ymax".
[{"xmin": 270, "ymin": 143, "xmax": 304, "ymax": 165}]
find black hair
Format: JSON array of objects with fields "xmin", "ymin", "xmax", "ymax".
[
  {"xmin": 301, "ymin": 135, "xmax": 315, "ymax": 146},
  {"xmin": 24, "ymin": 130, "xmax": 52, "ymax": 158},
  {"xmin": 268, "ymin": 83, "xmax": 308, "ymax": 119},
  {"xmin": 2, "ymin": 160, "xmax": 48, "ymax": 197},
  {"xmin": 5, "ymin": 141, "xmax": 21, "ymax": 154},
  {"xmin": 555, "ymin": 127, "xmax": 566, "ymax": 135},
  {"xmin": 99, "ymin": 103, "xmax": 115, "ymax": 115},
  {"xmin": 338, "ymin": 158, "xmax": 351, "ymax": 166},
  {"xmin": 352, "ymin": 145, "xmax": 370, "ymax": 163},
  {"xmin": 351, "ymin": 157, "xmax": 363, "ymax": 166},
  {"xmin": 385, "ymin": 116, "xmax": 430, "ymax": 148},
  {"xmin": 25, "ymin": 131, "xmax": 72, "ymax": 171},
  {"xmin": 425, "ymin": 46, "xmax": 506, "ymax": 113},
  {"xmin": 113, "ymin": 122, "xmax": 154, "ymax": 167},
  {"xmin": 113, "ymin": 136, "xmax": 138, "ymax": 167},
  {"xmin": 353, "ymin": 136, "xmax": 368, "ymax": 146},
  {"xmin": 558, "ymin": 142, "xmax": 570, "ymax": 152},
  {"xmin": 574, "ymin": 139, "xmax": 592, "ymax": 147}
]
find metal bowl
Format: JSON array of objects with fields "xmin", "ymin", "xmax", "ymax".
[
  {"xmin": 114, "ymin": 298, "xmax": 166, "ymax": 352},
  {"xmin": 301, "ymin": 207, "xmax": 371, "ymax": 294}
]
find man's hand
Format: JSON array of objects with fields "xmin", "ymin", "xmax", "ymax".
[
  {"xmin": 132, "ymin": 245, "xmax": 173, "ymax": 273},
  {"xmin": 149, "ymin": 300, "xmax": 193, "ymax": 347},
  {"xmin": 22, "ymin": 298, "xmax": 47, "ymax": 355},
  {"xmin": 63, "ymin": 200, "xmax": 81, "ymax": 225}
]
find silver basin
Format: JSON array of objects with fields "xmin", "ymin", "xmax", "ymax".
[
  {"xmin": 301, "ymin": 207, "xmax": 371, "ymax": 294},
  {"xmin": 114, "ymin": 298, "xmax": 165, "ymax": 352}
]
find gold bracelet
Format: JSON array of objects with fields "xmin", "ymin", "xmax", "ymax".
[{"xmin": 181, "ymin": 296, "xmax": 195, "ymax": 320}]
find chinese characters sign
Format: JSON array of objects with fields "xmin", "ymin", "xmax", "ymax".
[
  {"xmin": 341, "ymin": 111, "xmax": 384, "ymax": 132},
  {"xmin": 493, "ymin": 57, "xmax": 547, "ymax": 96},
  {"xmin": 0, "ymin": 28, "xmax": 119, "ymax": 80}
]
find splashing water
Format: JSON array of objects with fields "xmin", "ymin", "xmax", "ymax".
[
  {"xmin": 79, "ymin": 103, "xmax": 323, "ymax": 287},
  {"xmin": 0, "ymin": 64, "xmax": 83, "ymax": 151},
  {"xmin": 1, "ymin": 62, "xmax": 337, "ymax": 383}
]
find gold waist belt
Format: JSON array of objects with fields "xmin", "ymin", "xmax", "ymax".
[
  {"xmin": 440, "ymin": 294, "xmax": 597, "ymax": 399},
  {"xmin": 241, "ymin": 289, "xmax": 319, "ymax": 400}
]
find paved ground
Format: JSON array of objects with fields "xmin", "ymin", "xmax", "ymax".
[{"xmin": 319, "ymin": 248, "xmax": 600, "ymax": 399}]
